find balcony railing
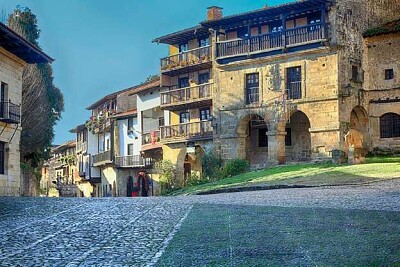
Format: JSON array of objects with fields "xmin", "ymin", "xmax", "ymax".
[
  {"xmin": 161, "ymin": 83, "xmax": 212, "ymax": 107},
  {"xmin": 217, "ymin": 23, "xmax": 326, "ymax": 58},
  {"xmin": 160, "ymin": 45, "xmax": 211, "ymax": 72},
  {"xmin": 286, "ymin": 81, "xmax": 302, "ymax": 100},
  {"xmin": 115, "ymin": 155, "xmax": 153, "ymax": 168},
  {"xmin": 160, "ymin": 121, "xmax": 213, "ymax": 142},
  {"xmin": 142, "ymin": 131, "xmax": 160, "ymax": 145},
  {"xmin": 92, "ymin": 150, "xmax": 112, "ymax": 165},
  {"xmin": 0, "ymin": 101, "xmax": 21, "ymax": 124},
  {"xmin": 76, "ymin": 141, "xmax": 87, "ymax": 152}
]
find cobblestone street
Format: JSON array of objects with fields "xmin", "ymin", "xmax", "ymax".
[{"xmin": 1, "ymin": 180, "xmax": 400, "ymax": 266}]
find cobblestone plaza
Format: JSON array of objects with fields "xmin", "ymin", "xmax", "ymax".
[{"xmin": 1, "ymin": 180, "xmax": 400, "ymax": 266}]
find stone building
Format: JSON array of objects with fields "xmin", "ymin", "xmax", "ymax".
[
  {"xmin": 0, "ymin": 22, "xmax": 53, "ymax": 196},
  {"xmin": 362, "ymin": 19, "xmax": 400, "ymax": 150},
  {"xmin": 153, "ymin": 0, "xmax": 400, "ymax": 176}
]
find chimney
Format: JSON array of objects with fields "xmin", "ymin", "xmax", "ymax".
[{"xmin": 207, "ymin": 6, "xmax": 223, "ymax": 21}]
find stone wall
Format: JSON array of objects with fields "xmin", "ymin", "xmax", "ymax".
[{"xmin": 0, "ymin": 48, "xmax": 24, "ymax": 196}]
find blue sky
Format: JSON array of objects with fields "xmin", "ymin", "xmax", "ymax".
[{"xmin": 1, "ymin": 0, "xmax": 292, "ymax": 145}]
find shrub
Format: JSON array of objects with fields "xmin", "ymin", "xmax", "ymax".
[
  {"xmin": 156, "ymin": 160, "xmax": 176, "ymax": 194},
  {"xmin": 221, "ymin": 158, "xmax": 249, "ymax": 177},
  {"xmin": 201, "ymin": 152, "xmax": 223, "ymax": 180}
]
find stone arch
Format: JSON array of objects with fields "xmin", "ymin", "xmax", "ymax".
[
  {"xmin": 286, "ymin": 110, "xmax": 311, "ymax": 161},
  {"xmin": 349, "ymin": 105, "xmax": 369, "ymax": 148},
  {"xmin": 237, "ymin": 113, "xmax": 269, "ymax": 166}
]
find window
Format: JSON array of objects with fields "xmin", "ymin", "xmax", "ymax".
[
  {"xmin": 127, "ymin": 144, "xmax": 134, "ymax": 156},
  {"xmin": 179, "ymin": 43, "xmax": 188, "ymax": 53},
  {"xmin": 159, "ymin": 117, "xmax": 165, "ymax": 127},
  {"xmin": 127, "ymin": 117, "xmax": 134, "ymax": 132},
  {"xmin": 198, "ymin": 73, "xmax": 210, "ymax": 84},
  {"xmin": 380, "ymin": 113, "xmax": 400, "ymax": 138},
  {"xmin": 0, "ymin": 142, "xmax": 4, "ymax": 174},
  {"xmin": 351, "ymin": 65, "xmax": 359, "ymax": 81},
  {"xmin": 385, "ymin": 69, "xmax": 394, "ymax": 80},
  {"xmin": 246, "ymin": 73, "xmax": 259, "ymax": 104},
  {"xmin": 286, "ymin": 67, "xmax": 302, "ymax": 99},
  {"xmin": 200, "ymin": 108, "xmax": 211, "ymax": 121},
  {"xmin": 0, "ymin": 82, "xmax": 7, "ymax": 118},
  {"xmin": 179, "ymin": 111, "xmax": 190, "ymax": 123},
  {"xmin": 178, "ymin": 77, "xmax": 189, "ymax": 88},
  {"xmin": 259, "ymin": 128, "xmax": 268, "ymax": 147},
  {"xmin": 285, "ymin": 127, "xmax": 292, "ymax": 146},
  {"xmin": 199, "ymin": 37, "xmax": 209, "ymax": 47}
]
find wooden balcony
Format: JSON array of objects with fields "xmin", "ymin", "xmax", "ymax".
[
  {"xmin": 92, "ymin": 150, "xmax": 112, "ymax": 166},
  {"xmin": 141, "ymin": 130, "xmax": 162, "ymax": 151},
  {"xmin": 217, "ymin": 23, "xmax": 327, "ymax": 60},
  {"xmin": 0, "ymin": 101, "xmax": 20, "ymax": 124},
  {"xmin": 160, "ymin": 83, "xmax": 212, "ymax": 111},
  {"xmin": 160, "ymin": 45, "xmax": 212, "ymax": 76},
  {"xmin": 115, "ymin": 155, "xmax": 153, "ymax": 168},
  {"xmin": 160, "ymin": 121, "xmax": 213, "ymax": 143}
]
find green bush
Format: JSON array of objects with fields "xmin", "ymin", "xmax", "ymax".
[
  {"xmin": 201, "ymin": 152, "xmax": 222, "ymax": 180},
  {"xmin": 156, "ymin": 160, "xmax": 176, "ymax": 194},
  {"xmin": 221, "ymin": 158, "xmax": 249, "ymax": 177}
]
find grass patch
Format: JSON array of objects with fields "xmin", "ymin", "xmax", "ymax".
[
  {"xmin": 170, "ymin": 157, "xmax": 400, "ymax": 195},
  {"xmin": 157, "ymin": 204, "xmax": 400, "ymax": 266}
]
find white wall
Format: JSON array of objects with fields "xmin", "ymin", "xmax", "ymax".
[{"xmin": 118, "ymin": 117, "xmax": 141, "ymax": 156}]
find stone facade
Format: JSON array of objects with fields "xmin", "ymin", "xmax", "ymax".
[{"xmin": 0, "ymin": 48, "xmax": 24, "ymax": 196}]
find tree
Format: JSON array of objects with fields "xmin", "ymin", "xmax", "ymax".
[{"xmin": 7, "ymin": 6, "xmax": 64, "ymax": 166}]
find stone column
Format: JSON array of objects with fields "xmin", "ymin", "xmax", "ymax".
[{"xmin": 267, "ymin": 125, "xmax": 286, "ymax": 165}]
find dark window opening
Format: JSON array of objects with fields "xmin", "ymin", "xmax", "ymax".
[
  {"xmin": 127, "ymin": 117, "xmax": 134, "ymax": 132},
  {"xmin": 127, "ymin": 144, "xmax": 134, "ymax": 156},
  {"xmin": 159, "ymin": 117, "xmax": 165, "ymax": 127},
  {"xmin": 259, "ymin": 128, "xmax": 268, "ymax": 147},
  {"xmin": 285, "ymin": 127, "xmax": 292, "ymax": 146},
  {"xmin": 380, "ymin": 113, "xmax": 400, "ymax": 138},
  {"xmin": 385, "ymin": 69, "xmax": 394, "ymax": 80},
  {"xmin": 286, "ymin": 67, "xmax": 302, "ymax": 99},
  {"xmin": 179, "ymin": 43, "xmax": 188, "ymax": 53},
  {"xmin": 351, "ymin": 65, "xmax": 359, "ymax": 81},
  {"xmin": 199, "ymin": 73, "xmax": 210, "ymax": 84},
  {"xmin": 178, "ymin": 77, "xmax": 189, "ymax": 88},
  {"xmin": 246, "ymin": 73, "xmax": 259, "ymax": 104}
]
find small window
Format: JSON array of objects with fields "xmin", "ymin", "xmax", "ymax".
[
  {"xmin": 380, "ymin": 113, "xmax": 400, "ymax": 138},
  {"xmin": 179, "ymin": 111, "xmax": 190, "ymax": 124},
  {"xmin": 199, "ymin": 73, "xmax": 210, "ymax": 84},
  {"xmin": 246, "ymin": 73, "xmax": 259, "ymax": 104},
  {"xmin": 127, "ymin": 144, "xmax": 134, "ymax": 156},
  {"xmin": 200, "ymin": 108, "xmax": 211, "ymax": 121},
  {"xmin": 127, "ymin": 117, "xmax": 134, "ymax": 132},
  {"xmin": 199, "ymin": 37, "xmax": 209, "ymax": 47},
  {"xmin": 179, "ymin": 43, "xmax": 188, "ymax": 53},
  {"xmin": 258, "ymin": 128, "xmax": 268, "ymax": 147},
  {"xmin": 351, "ymin": 65, "xmax": 359, "ymax": 81},
  {"xmin": 178, "ymin": 77, "xmax": 189, "ymax": 88},
  {"xmin": 159, "ymin": 117, "xmax": 165, "ymax": 127},
  {"xmin": 0, "ymin": 142, "xmax": 4, "ymax": 174},
  {"xmin": 385, "ymin": 69, "xmax": 394, "ymax": 80}
]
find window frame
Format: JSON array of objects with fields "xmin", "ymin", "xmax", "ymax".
[
  {"xmin": 385, "ymin": 69, "xmax": 394, "ymax": 80},
  {"xmin": 286, "ymin": 66, "xmax": 302, "ymax": 99},
  {"xmin": 380, "ymin": 113, "xmax": 400, "ymax": 138},
  {"xmin": 245, "ymin": 73, "xmax": 259, "ymax": 105},
  {"xmin": 127, "ymin": 143, "xmax": 134, "ymax": 156}
]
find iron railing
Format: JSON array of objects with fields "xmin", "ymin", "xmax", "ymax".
[
  {"xmin": 161, "ymin": 83, "xmax": 212, "ymax": 106},
  {"xmin": 217, "ymin": 23, "xmax": 326, "ymax": 58},
  {"xmin": 161, "ymin": 45, "xmax": 211, "ymax": 72},
  {"xmin": 160, "ymin": 121, "xmax": 213, "ymax": 141},
  {"xmin": 115, "ymin": 155, "xmax": 153, "ymax": 167},
  {"xmin": 0, "ymin": 101, "xmax": 21, "ymax": 124}
]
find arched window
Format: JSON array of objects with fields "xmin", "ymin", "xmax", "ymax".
[{"xmin": 380, "ymin": 113, "xmax": 400, "ymax": 138}]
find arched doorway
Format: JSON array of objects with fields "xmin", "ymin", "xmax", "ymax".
[
  {"xmin": 350, "ymin": 106, "xmax": 369, "ymax": 148},
  {"xmin": 286, "ymin": 111, "xmax": 311, "ymax": 161},
  {"xmin": 237, "ymin": 114, "xmax": 268, "ymax": 166},
  {"xmin": 183, "ymin": 145, "xmax": 205, "ymax": 186}
]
